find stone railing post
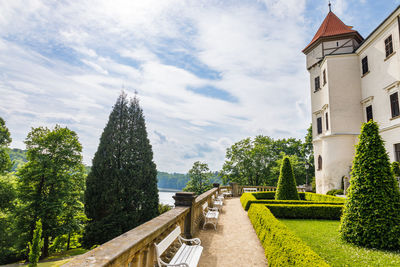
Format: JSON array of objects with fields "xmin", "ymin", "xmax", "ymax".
[
  {"xmin": 213, "ymin": 183, "xmax": 220, "ymax": 194},
  {"xmin": 173, "ymin": 192, "xmax": 196, "ymax": 238},
  {"xmin": 230, "ymin": 182, "xmax": 238, "ymax": 197}
]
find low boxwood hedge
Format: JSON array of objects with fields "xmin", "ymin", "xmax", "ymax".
[
  {"xmin": 265, "ymin": 204, "xmax": 343, "ymax": 220},
  {"xmin": 248, "ymin": 204, "xmax": 329, "ymax": 266},
  {"xmin": 240, "ymin": 192, "xmax": 345, "ymax": 211}
]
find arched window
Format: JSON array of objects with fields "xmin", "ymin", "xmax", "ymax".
[{"xmin": 317, "ymin": 156, "xmax": 322, "ymax": 171}]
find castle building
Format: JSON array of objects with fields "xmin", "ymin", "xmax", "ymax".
[{"xmin": 303, "ymin": 5, "xmax": 400, "ymax": 194}]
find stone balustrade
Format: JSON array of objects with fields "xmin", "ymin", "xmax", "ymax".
[{"xmin": 64, "ymin": 186, "xmax": 220, "ymax": 267}]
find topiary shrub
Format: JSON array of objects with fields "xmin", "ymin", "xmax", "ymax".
[
  {"xmin": 326, "ymin": 189, "xmax": 344, "ymax": 196},
  {"xmin": 340, "ymin": 121, "xmax": 400, "ymax": 250},
  {"xmin": 275, "ymin": 157, "xmax": 300, "ymax": 200}
]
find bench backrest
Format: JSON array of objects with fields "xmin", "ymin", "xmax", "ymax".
[
  {"xmin": 155, "ymin": 226, "xmax": 181, "ymax": 257},
  {"xmin": 243, "ymin": 188, "xmax": 257, "ymax": 193}
]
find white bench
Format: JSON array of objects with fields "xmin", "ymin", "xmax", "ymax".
[
  {"xmin": 243, "ymin": 187, "xmax": 258, "ymax": 193},
  {"xmin": 155, "ymin": 226, "xmax": 203, "ymax": 267},
  {"xmin": 202, "ymin": 202, "xmax": 219, "ymax": 230},
  {"xmin": 212, "ymin": 196, "xmax": 223, "ymax": 212}
]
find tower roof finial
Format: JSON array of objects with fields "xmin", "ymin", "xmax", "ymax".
[{"xmin": 329, "ymin": 1, "xmax": 332, "ymax": 12}]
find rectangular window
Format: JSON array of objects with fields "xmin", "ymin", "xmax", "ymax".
[
  {"xmin": 385, "ymin": 35, "xmax": 394, "ymax": 58},
  {"xmin": 366, "ymin": 105, "xmax": 373, "ymax": 122},
  {"xmin": 391, "ymin": 92, "xmax": 400, "ymax": 118},
  {"xmin": 325, "ymin": 112, "xmax": 329, "ymax": 130},
  {"xmin": 323, "ymin": 70, "xmax": 327, "ymax": 85},
  {"xmin": 362, "ymin": 56, "xmax": 369, "ymax": 75},
  {"xmin": 317, "ymin": 117, "xmax": 322, "ymax": 134},
  {"xmin": 395, "ymin": 144, "xmax": 400, "ymax": 162},
  {"xmin": 314, "ymin": 76, "xmax": 320, "ymax": 92}
]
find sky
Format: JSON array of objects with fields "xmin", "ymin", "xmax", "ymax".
[{"xmin": 1, "ymin": 0, "xmax": 399, "ymax": 173}]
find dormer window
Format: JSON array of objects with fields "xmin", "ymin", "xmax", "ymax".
[
  {"xmin": 314, "ymin": 76, "xmax": 321, "ymax": 92},
  {"xmin": 385, "ymin": 35, "xmax": 394, "ymax": 58}
]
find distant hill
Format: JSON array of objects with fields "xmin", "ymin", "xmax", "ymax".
[
  {"xmin": 7, "ymin": 148, "xmax": 222, "ymax": 189},
  {"xmin": 8, "ymin": 148, "xmax": 27, "ymax": 172}
]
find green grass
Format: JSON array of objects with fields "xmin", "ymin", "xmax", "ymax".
[
  {"xmin": 38, "ymin": 258, "xmax": 71, "ymax": 267},
  {"xmin": 280, "ymin": 219, "xmax": 400, "ymax": 267}
]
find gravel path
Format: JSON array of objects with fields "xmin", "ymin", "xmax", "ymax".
[{"xmin": 198, "ymin": 198, "xmax": 268, "ymax": 267}]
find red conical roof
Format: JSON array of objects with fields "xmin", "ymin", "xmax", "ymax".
[{"xmin": 303, "ymin": 11, "xmax": 362, "ymax": 53}]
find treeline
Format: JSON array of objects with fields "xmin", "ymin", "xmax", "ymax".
[{"xmin": 157, "ymin": 171, "xmax": 221, "ymax": 190}]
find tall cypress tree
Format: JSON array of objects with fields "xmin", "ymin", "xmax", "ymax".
[
  {"xmin": 340, "ymin": 121, "xmax": 400, "ymax": 250},
  {"xmin": 83, "ymin": 92, "xmax": 159, "ymax": 247}
]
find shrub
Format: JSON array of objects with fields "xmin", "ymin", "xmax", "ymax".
[
  {"xmin": 392, "ymin": 162, "xmax": 400, "ymax": 177},
  {"xmin": 303, "ymin": 192, "xmax": 345, "ymax": 203},
  {"xmin": 248, "ymin": 204, "xmax": 329, "ymax": 266},
  {"xmin": 265, "ymin": 204, "xmax": 343, "ymax": 220},
  {"xmin": 28, "ymin": 220, "xmax": 43, "ymax": 267},
  {"xmin": 240, "ymin": 192, "xmax": 345, "ymax": 210},
  {"xmin": 326, "ymin": 189, "xmax": 344, "ymax": 196},
  {"xmin": 275, "ymin": 157, "xmax": 300, "ymax": 200},
  {"xmin": 340, "ymin": 121, "xmax": 400, "ymax": 250}
]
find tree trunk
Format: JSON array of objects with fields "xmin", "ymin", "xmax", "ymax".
[
  {"xmin": 42, "ymin": 235, "xmax": 49, "ymax": 258},
  {"xmin": 67, "ymin": 233, "xmax": 71, "ymax": 251}
]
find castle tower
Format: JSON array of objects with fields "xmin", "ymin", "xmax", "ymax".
[{"xmin": 303, "ymin": 9, "xmax": 364, "ymax": 194}]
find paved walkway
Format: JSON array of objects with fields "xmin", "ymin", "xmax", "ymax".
[{"xmin": 198, "ymin": 198, "xmax": 267, "ymax": 267}]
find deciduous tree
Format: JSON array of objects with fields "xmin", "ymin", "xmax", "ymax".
[
  {"xmin": 17, "ymin": 125, "xmax": 85, "ymax": 257},
  {"xmin": 184, "ymin": 161, "xmax": 212, "ymax": 195}
]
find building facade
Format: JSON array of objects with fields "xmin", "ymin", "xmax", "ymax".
[{"xmin": 303, "ymin": 6, "xmax": 400, "ymax": 194}]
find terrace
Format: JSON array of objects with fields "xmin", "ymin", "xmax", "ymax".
[{"xmin": 64, "ymin": 184, "xmax": 275, "ymax": 267}]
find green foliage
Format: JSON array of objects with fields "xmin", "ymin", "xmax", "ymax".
[
  {"xmin": 248, "ymin": 204, "xmax": 329, "ymax": 266},
  {"xmin": 302, "ymin": 124, "xmax": 315, "ymax": 184},
  {"xmin": 220, "ymin": 135, "xmax": 307, "ymax": 186},
  {"xmin": 326, "ymin": 189, "xmax": 344, "ymax": 196},
  {"xmin": 84, "ymin": 93, "xmax": 159, "ymax": 248},
  {"xmin": 17, "ymin": 125, "xmax": 86, "ymax": 257},
  {"xmin": 392, "ymin": 162, "xmax": 400, "ymax": 177},
  {"xmin": 240, "ymin": 192, "xmax": 343, "ymax": 211},
  {"xmin": 183, "ymin": 161, "xmax": 212, "ymax": 195},
  {"xmin": 265, "ymin": 204, "xmax": 343, "ymax": 220},
  {"xmin": 271, "ymin": 153, "xmax": 307, "ymax": 187},
  {"xmin": 340, "ymin": 121, "xmax": 400, "ymax": 250},
  {"xmin": 275, "ymin": 157, "xmax": 300, "ymax": 200},
  {"xmin": 0, "ymin": 118, "xmax": 12, "ymax": 174},
  {"xmin": 158, "ymin": 203, "xmax": 172, "ymax": 215},
  {"xmin": 303, "ymin": 192, "xmax": 345, "ymax": 203},
  {"xmin": 28, "ymin": 220, "xmax": 43, "ymax": 267}
]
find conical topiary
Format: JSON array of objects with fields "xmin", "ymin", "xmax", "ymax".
[
  {"xmin": 339, "ymin": 121, "xmax": 400, "ymax": 250},
  {"xmin": 275, "ymin": 157, "xmax": 300, "ymax": 200}
]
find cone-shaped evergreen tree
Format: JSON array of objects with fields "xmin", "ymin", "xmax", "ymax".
[
  {"xmin": 340, "ymin": 121, "xmax": 400, "ymax": 250},
  {"xmin": 83, "ymin": 92, "xmax": 159, "ymax": 247},
  {"xmin": 275, "ymin": 157, "xmax": 300, "ymax": 200}
]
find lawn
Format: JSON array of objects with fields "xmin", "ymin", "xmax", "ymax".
[{"xmin": 280, "ymin": 219, "xmax": 400, "ymax": 267}]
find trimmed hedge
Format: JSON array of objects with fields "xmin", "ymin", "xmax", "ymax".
[
  {"xmin": 265, "ymin": 204, "xmax": 343, "ymax": 220},
  {"xmin": 303, "ymin": 192, "xmax": 345, "ymax": 203},
  {"xmin": 241, "ymin": 192, "xmax": 345, "ymax": 211},
  {"xmin": 326, "ymin": 189, "xmax": 344, "ymax": 196},
  {"xmin": 248, "ymin": 204, "xmax": 329, "ymax": 266}
]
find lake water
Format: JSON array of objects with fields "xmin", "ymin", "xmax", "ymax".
[{"xmin": 158, "ymin": 188, "xmax": 180, "ymax": 206}]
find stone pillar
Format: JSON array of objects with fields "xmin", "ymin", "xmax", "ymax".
[
  {"xmin": 173, "ymin": 192, "xmax": 196, "ymax": 238},
  {"xmin": 230, "ymin": 182, "xmax": 238, "ymax": 197}
]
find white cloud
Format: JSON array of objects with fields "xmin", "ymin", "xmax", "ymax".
[{"xmin": 0, "ymin": 0, "xmax": 314, "ymax": 172}]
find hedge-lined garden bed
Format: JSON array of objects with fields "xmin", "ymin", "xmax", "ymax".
[
  {"xmin": 248, "ymin": 204, "xmax": 329, "ymax": 266},
  {"xmin": 265, "ymin": 204, "xmax": 343, "ymax": 220},
  {"xmin": 240, "ymin": 192, "xmax": 344, "ymax": 211}
]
